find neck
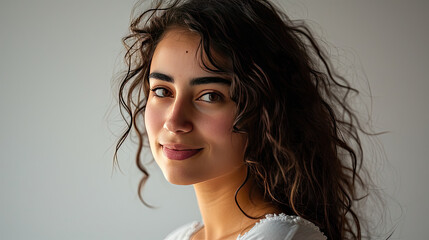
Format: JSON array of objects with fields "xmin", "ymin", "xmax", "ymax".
[{"xmin": 192, "ymin": 165, "xmax": 277, "ymax": 239}]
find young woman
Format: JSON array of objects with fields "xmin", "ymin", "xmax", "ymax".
[{"xmin": 115, "ymin": 0, "xmax": 379, "ymax": 239}]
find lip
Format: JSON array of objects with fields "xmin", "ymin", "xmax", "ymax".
[{"xmin": 161, "ymin": 144, "xmax": 203, "ymax": 160}]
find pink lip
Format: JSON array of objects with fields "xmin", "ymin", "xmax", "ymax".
[{"xmin": 161, "ymin": 144, "xmax": 203, "ymax": 160}]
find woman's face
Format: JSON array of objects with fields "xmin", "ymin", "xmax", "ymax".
[{"xmin": 145, "ymin": 28, "xmax": 246, "ymax": 185}]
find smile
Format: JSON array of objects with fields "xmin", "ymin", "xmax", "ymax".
[{"xmin": 161, "ymin": 145, "xmax": 203, "ymax": 160}]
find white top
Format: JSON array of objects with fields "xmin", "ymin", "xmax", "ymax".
[{"xmin": 164, "ymin": 213, "xmax": 327, "ymax": 240}]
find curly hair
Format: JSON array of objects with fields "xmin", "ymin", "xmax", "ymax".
[{"xmin": 114, "ymin": 0, "xmax": 376, "ymax": 239}]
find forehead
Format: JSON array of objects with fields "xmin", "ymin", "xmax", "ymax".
[
  {"xmin": 152, "ymin": 28, "xmax": 201, "ymax": 64},
  {"xmin": 158, "ymin": 27, "xmax": 201, "ymax": 47},
  {"xmin": 150, "ymin": 28, "xmax": 231, "ymax": 77}
]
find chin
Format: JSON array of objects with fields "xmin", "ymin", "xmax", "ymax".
[{"xmin": 161, "ymin": 167, "xmax": 205, "ymax": 185}]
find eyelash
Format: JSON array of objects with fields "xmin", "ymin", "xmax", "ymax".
[
  {"xmin": 150, "ymin": 87, "xmax": 172, "ymax": 98},
  {"xmin": 150, "ymin": 87, "xmax": 224, "ymax": 103},
  {"xmin": 198, "ymin": 92, "xmax": 224, "ymax": 103}
]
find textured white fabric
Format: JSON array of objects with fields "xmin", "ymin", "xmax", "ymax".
[{"xmin": 164, "ymin": 213, "xmax": 327, "ymax": 240}]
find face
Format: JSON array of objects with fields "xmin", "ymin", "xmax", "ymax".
[{"xmin": 145, "ymin": 28, "xmax": 247, "ymax": 185}]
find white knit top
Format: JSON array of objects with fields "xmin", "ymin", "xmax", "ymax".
[{"xmin": 164, "ymin": 213, "xmax": 327, "ymax": 240}]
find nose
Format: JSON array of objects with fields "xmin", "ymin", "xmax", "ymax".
[{"xmin": 163, "ymin": 97, "xmax": 193, "ymax": 134}]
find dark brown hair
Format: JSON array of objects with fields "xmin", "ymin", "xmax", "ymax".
[{"xmin": 115, "ymin": 0, "xmax": 379, "ymax": 239}]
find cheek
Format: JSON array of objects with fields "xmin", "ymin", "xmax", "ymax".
[
  {"xmin": 199, "ymin": 102, "xmax": 237, "ymax": 132},
  {"xmin": 200, "ymin": 111, "xmax": 235, "ymax": 139},
  {"xmin": 144, "ymin": 102, "xmax": 164, "ymax": 142},
  {"xmin": 200, "ymin": 110, "xmax": 246, "ymax": 162}
]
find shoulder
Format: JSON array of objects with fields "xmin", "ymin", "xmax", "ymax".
[
  {"xmin": 163, "ymin": 221, "xmax": 203, "ymax": 240},
  {"xmin": 238, "ymin": 213, "xmax": 327, "ymax": 240}
]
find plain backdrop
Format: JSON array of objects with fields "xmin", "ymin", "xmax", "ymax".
[{"xmin": 1, "ymin": 0, "xmax": 428, "ymax": 239}]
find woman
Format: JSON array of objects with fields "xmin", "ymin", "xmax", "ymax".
[{"xmin": 115, "ymin": 0, "xmax": 376, "ymax": 239}]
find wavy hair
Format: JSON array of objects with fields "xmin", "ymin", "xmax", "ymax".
[{"xmin": 114, "ymin": 0, "xmax": 378, "ymax": 239}]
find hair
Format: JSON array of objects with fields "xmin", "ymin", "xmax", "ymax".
[{"xmin": 114, "ymin": 0, "xmax": 380, "ymax": 239}]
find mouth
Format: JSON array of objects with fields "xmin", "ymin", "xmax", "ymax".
[{"xmin": 161, "ymin": 144, "xmax": 203, "ymax": 161}]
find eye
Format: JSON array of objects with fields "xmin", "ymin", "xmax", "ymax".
[
  {"xmin": 151, "ymin": 87, "xmax": 172, "ymax": 98},
  {"xmin": 198, "ymin": 92, "xmax": 223, "ymax": 103}
]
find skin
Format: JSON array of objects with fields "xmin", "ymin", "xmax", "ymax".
[{"xmin": 145, "ymin": 28, "xmax": 278, "ymax": 240}]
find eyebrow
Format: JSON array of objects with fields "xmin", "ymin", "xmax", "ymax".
[{"xmin": 148, "ymin": 72, "xmax": 231, "ymax": 86}]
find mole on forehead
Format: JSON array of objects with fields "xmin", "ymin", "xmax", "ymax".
[{"xmin": 186, "ymin": 50, "xmax": 189, "ymax": 53}]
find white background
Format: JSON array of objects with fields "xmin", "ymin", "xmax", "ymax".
[{"xmin": 1, "ymin": 0, "xmax": 428, "ymax": 239}]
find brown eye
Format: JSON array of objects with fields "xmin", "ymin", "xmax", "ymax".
[
  {"xmin": 198, "ymin": 92, "xmax": 223, "ymax": 103},
  {"xmin": 151, "ymin": 87, "xmax": 172, "ymax": 98}
]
